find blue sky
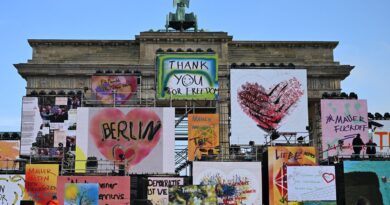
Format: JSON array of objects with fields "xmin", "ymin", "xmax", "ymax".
[{"xmin": 0, "ymin": 0, "xmax": 389, "ymax": 131}]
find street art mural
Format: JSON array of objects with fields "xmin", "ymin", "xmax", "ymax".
[
  {"xmin": 230, "ymin": 69, "xmax": 308, "ymax": 145},
  {"xmin": 91, "ymin": 76, "xmax": 138, "ymax": 105},
  {"xmin": 21, "ymin": 97, "xmax": 79, "ymax": 155},
  {"xmin": 268, "ymin": 147, "xmax": 317, "ymax": 205},
  {"xmin": 168, "ymin": 185, "xmax": 217, "ymax": 205},
  {"xmin": 64, "ymin": 183, "xmax": 99, "ymax": 205},
  {"xmin": 344, "ymin": 161, "xmax": 390, "ymax": 205},
  {"xmin": 24, "ymin": 164, "xmax": 59, "ymax": 205},
  {"xmin": 76, "ymin": 107, "xmax": 175, "ymax": 174},
  {"xmin": 372, "ymin": 120, "xmax": 390, "ymax": 154},
  {"xmin": 188, "ymin": 114, "xmax": 219, "ymax": 161},
  {"xmin": 58, "ymin": 176, "xmax": 131, "ymax": 205},
  {"xmin": 287, "ymin": 166, "xmax": 336, "ymax": 203},
  {"xmin": 156, "ymin": 54, "xmax": 218, "ymax": 100},
  {"xmin": 0, "ymin": 175, "xmax": 25, "ymax": 205},
  {"xmin": 193, "ymin": 162, "xmax": 262, "ymax": 205},
  {"xmin": 148, "ymin": 177, "xmax": 184, "ymax": 205},
  {"xmin": 0, "ymin": 141, "xmax": 20, "ymax": 170},
  {"xmin": 320, "ymin": 99, "xmax": 369, "ymax": 158}
]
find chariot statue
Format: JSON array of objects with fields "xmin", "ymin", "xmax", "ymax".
[{"xmin": 166, "ymin": 0, "xmax": 198, "ymax": 31}]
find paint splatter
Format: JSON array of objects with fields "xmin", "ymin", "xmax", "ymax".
[{"xmin": 200, "ymin": 174, "xmax": 256, "ymax": 204}]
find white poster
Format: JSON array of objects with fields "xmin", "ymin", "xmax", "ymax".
[
  {"xmin": 193, "ymin": 161, "xmax": 262, "ymax": 205},
  {"xmin": 21, "ymin": 97, "xmax": 42, "ymax": 155},
  {"xmin": 0, "ymin": 175, "xmax": 25, "ymax": 205},
  {"xmin": 230, "ymin": 69, "xmax": 309, "ymax": 145},
  {"xmin": 76, "ymin": 107, "xmax": 175, "ymax": 174},
  {"xmin": 147, "ymin": 177, "xmax": 184, "ymax": 205},
  {"xmin": 372, "ymin": 120, "xmax": 390, "ymax": 154},
  {"xmin": 287, "ymin": 166, "xmax": 336, "ymax": 201},
  {"xmin": 21, "ymin": 97, "xmax": 79, "ymax": 155}
]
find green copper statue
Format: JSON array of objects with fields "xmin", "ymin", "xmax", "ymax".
[{"xmin": 166, "ymin": 0, "xmax": 198, "ymax": 31}]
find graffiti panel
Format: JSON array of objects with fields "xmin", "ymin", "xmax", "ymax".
[
  {"xmin": 75, "ymin": 107, "xmax": 175, "ymax": 174},
  {"xmin": 147, "ymin": 177, "xmax": 184, "ymax": 205},
  {"xmin": 193, "ymin": 161, "xmax": 262, "ymax": 205},
  {"xmin": 344, "ymin": 161, "xmax": 390, "ymax": 205},
  {"xmin": 321, "ymin": 99, "xmax": 369, "ymax": 158},
  {"xmin": 188, "ymin": 114, "xmax": 219, "ymax": 161},
  {"xmin": 156, "ymin": 54, "xmax": 218, "ymax": 100},
  {"xmin": 168, "ymin": 185, "xmax": 217, "ymax": 205},
  {"xmin": 25, "ymin": 164, "xmax": 59, "ymax": 205},
  {"xmin": 230, "ymin": 69, "xmax": 308, "ymax": 145},
  {"xmin": 91, "ymin": 76, "xmax": 138, "ymax": 105},
  {"xmin": 268, "ymin": 147, "xmax": 317, "ymax": 205}
]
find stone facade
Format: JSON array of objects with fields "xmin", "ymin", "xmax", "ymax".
[{"xmin": 14, "ymin": 31, "xmax": 353, "ymax": 157}]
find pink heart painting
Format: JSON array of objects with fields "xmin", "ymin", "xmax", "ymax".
[
  {"xmin": 322, "ymin": 173, "xmax": 335, "ymax": 183},
  {"xmin": 89, "ymin": 108, "xmax": 162, "ymax": 170},
  {"xmin": 237, "ymin": 77, "xmax": 304, "ymax": 132}
]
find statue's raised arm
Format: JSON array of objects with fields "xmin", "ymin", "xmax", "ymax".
[{"xmin": 174, "ymin": 0, "xmax": 190, "ymax": 8}]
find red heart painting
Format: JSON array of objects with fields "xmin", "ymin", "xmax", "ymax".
[
  {"xmin": 322, "ymin": 173, "xmax": 335, "ymax": 183},
  {"xmin": 237, "ymin": 77, "xmax": 304, "ymax": 132},
  {"xmin": 89, "ymin": 108, "xmax": 162, "ymax": 170}
]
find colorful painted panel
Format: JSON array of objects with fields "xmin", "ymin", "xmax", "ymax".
[
  {"xmin": 287, "ymin": 166, "xmax": 336, "ymax": 202},
  {"xmin": 0, "ymin": 141, "xmax": 20, "ymax": 170},
  {"xmin": 76, "ymin": 107, "xmax": 175, "ymax": 174},
  {"xmin": 230, "ymin": 69, "xmax": 309, "ymax": 145},
  {"xmin": 58, "ymin": 176, "xmax": 130, "ymax": 205},
  {"xmin": 21, "ymin": 97, "xmax": 79, "ymax": 155},
  {"xmin": 91, "ymin": 76, "xmax": 138, "ymax": 105},
  {"xmin": 372, "ymin": 120, "xmax": 390, "ymax": 154},
  {"xmin": 268, "ymin": 147, "xmax": 317, "ymax": 205},
  {"xmin": 0, "ymin": 175, "xmax": 25, "ymax": 205},
  {"xmin": 320, "ymin": 99, "xmax": 369, "ymax": 158},
  {"xmin": 344, "ymin": 161, "xmax": 390, "ymax": 205},
  {"xmin": 288, "ymin": 202, "xmax": 336, "ymax": 205},
  {"xmin": 148, "ymin": 177, "xmax": 184, "ymax": 205},
  {"xmin": 64, "ymin": 183, "xmax": 99, "ymax": 205},
  {"xmin": 156, "ymin": 54, "xmax": 218, "ymax": 100},
  {"xmin": 193, "ymin": 162, "xmax": 262, "ymax": 205},
  {"xmin": 25, "ymin": 164, "xmax": 59, "ymax": 205},
  {"xmin": 168, "ymin": 185, "xmax": 217, "ymax": 205},
  {"xmin": 188, "ymin": 114, "xmax": 219, "ymax": 161}
]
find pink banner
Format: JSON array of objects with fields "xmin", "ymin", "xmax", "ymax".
[
  {"xmin": 57, "ymin": 176, "xmax": 130, "ymax": 205},
  {"xmin": 321, "ymin": 99, "xmax": 369, "ymax": 158}
]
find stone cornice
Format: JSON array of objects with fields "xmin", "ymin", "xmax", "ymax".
[
  {"xmin": 28, "ymin": 39, "xmax": 138, "ymax": 47},
  {"xmin": 136, "ymin": 31, "xmax": 233, "ymax": 43},
  {"xmin": 229, "ymin": 41, "xmax": 339, "ymax": 49},
  {"xmin": 15, "ymin": 63, "xmax": 353, "ymax": 79}
]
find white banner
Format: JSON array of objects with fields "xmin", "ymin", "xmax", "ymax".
[
  {"xmin": 230, "ymin": 69, "xmax": 308, "ymax": 145},
  {"xmin": 287, "ymin": 166, "xmax": 336, "ymax": 201}
]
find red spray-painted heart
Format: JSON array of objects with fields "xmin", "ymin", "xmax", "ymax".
[
  {"xmin": 89, "ymin": 108, "xmax": 162, "ymax": 170},
  {"xmin": 237, "ymin": 77, "xmax": 304, "ymax": 132},
  {"xmin": 322, "ymin": 173, "xmax": 335, "ymax": 183}
]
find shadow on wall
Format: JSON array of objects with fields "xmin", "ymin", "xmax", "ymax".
[{"xmin": 344, "ymin": 172, "xmax": 383, "ymax": 205}]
